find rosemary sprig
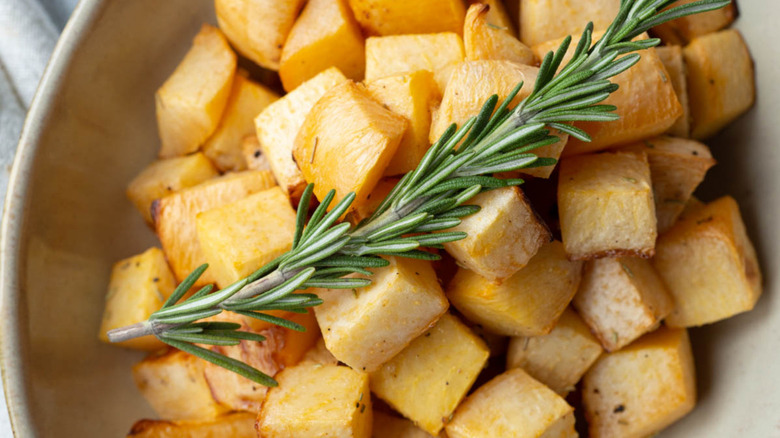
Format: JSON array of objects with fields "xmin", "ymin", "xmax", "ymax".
[{"xmin": 108, "ymin": 0, "xmax": 731, "ymax": 386}]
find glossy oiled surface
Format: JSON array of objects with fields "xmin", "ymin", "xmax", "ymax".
[{"xmin": 1, "ymin": 1, "xmax": 778, "ymax": 437}]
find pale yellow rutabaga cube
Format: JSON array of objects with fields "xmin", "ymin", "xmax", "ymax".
[
  {"xmin": 558, "ymin": 151, "xmax": 657, "ymax": 260},
  {"xmin": 348, "ymin": 0, "xmax": 466, "ymax": 36},
  {"xmin": 196, "ymin": 186, "xmax": 296, "ymax": 288},
  {"xmin": 617, "ymin": 136, "xmax": 715, "ymax": 233},
  {"xmin": 257, "ymin": 362, "xmax": 372, "ymax": 438},
  {"xmin": 126, "ymin": 413, "xmax": 256, "ymax": 438},
  {"xmin": 573, "ymin": 257, "xmax": 674, "ymax": 352},
  {"xmin": 652, "ymin": 0, "xmax": 737, "ymax": 45},
  {"xmin": 446, "ymin": 368, "xmax": 577, "ymax": 438},
  {"xmin": 133, "ymin": 349, "xmax": 227, "ymax": 421},
  {"xmin": 98, "ymin": 248, "xmax": 177, "ymax": 351},
  {"xmin": 314, "ymin": 257, "xmax": 449, "ymax": 372},
  {"xmin": 370, "ymin": 313, "xmax": 489, "ymax": 435},
  {"xmin": 583, "ymin": 327, "xmax": 696, "ymax": 438},
  {"xmin": 443, "ymin": 186, "xmax": 551, "ymax": 282},
  {"xmin": 126, "ymin": 153, "xmax": 218, "ymax": 225},
  {"xmin": 153, "ymin": 170, "xmax": 276, "ymax": 286},
  {"xmin": 202, "ymin": 72, "xmax": 279, "ymax": 172},
  {"xmin": 654, "ymin": 196, "xmax": 762, "ymax": 327},
  {"xmin": 507, "ymin": 307, "xmax": 603, "ymax": 395},
  {"xmin": 447, "ymin": 241, "xmax": 583, "ymax": 337},
  {"xmin": 655, "ymin": 46, "xmax": 691, "ymax": 138},
  {"xmin": 371, "ymin": 411, "xmax": 435, "ymax": 438},
  {"xmin": 519, "ymin": 0, "xmax": 621, "ymax": 46},
  {"xmin": 464, "ymin": 4, "xmax": 535, "ymax": 65},
  {"xmin": 365, "ymin": 33, "xmax": 465, "ymax": 92},
  {"xmin": 301, "ymin": 338, "xmax": 339, "ymax": 367},
  {"xmin": 255, "ymin": 67, "xmax": 348, "ymax": 200},
  {"xmin": 155, "ymin": 25, "xmax": 236, "ymax": 158},
  {"xmin": 684, "ymin": 29, "xmax": 755, "ymax": 140},
  {"xmin": 365, "ymin": 70, "xmax": 441, "ymax": 175}
]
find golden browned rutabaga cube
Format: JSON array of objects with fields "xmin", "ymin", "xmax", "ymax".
[
  {"xmin": 98, "ymin": 248, "xmax": 176, "ymax": 351},
  {"xmin": 443, "ymin": 186, "xmax": 551, "ymax": 282},
  {"xmin": 468, "ymin": 0, "xmax": 516, "ymax": 35},
  {"xmin": 202, "ymin": 72, "xmax": 279, "ymax": 172},
  {"xmin": 652, "ymin": 0, "xmax": 737, "ymax": 45},
  {"xmin": 196, "ymin": 186, "xmax": 296, "ymax": 288},
  {"xmin": 533, "ymin": 35, "xmax": 682, "ymax": 155},
  {"xmin": 301, "ymin": 338, "xmax": 339, "ymax": 366},
  {"xmin": 156, "ymin": 25, "xmax": 236, "ymax": 158},
  {"xmin": 447, "ymin": 241, "xmax": 583, "ymax": 336},
  {"xmin": 126, "ymin": 413, "xmax": 257, "ymax": 438},
  {"xmin": 684, "ymin": 29, "xmax": 755, "ymax": 140},
  {"xmin": 655, "ymin": 46, "xmax": 691, "ymax": 138},
  {"xmin": 348, "ymin": 0, "xmax": 466, "ymax": 36},
  {"xmin": 654, "ymin": 196, "xmax": 762, "ymax": 327},
  {"xmin": 365, "ymin": 33, "xmax": 465, "ymax": 92},
  {"xmin": 279, "ymin": 0, "xmax": 365, "ymax": 92},
  {"xmin": 519, "ymin": 0, "xmax": 621, "ymax": 46},
  {"xmin": 133, "ymin": 349, "xmax": 227, "ymax": 421},
  {"xmin": 370, "ymin": 313, "xmax": 489, "ymax": 435},
  {"xmin": 214, "ymin": 0, "xmax": 305, "ymax": 70},
  {"xmin": 365, "ymin": 71, "xmax": 441, "ymax": 175},
  {"xmin": 583, "ymin": 327, "xmax": 696, "ymax": 438},
  {"xmin": 372, "ymin": 411, "xmax": 435, "ymax": 438},
  {"xmin": 255, "ymin": 67, "xmax": 347, "ymax": 199},
  {"xmin": 618, "ymin": 136, "xmax": 715, "ymax": 233},
  {"xmin": 464, "ymin": 4, "xmax": 535, "ymax": 65},
  {"xmin": 257, "ymin": 362, "xmax": 372, "ymax": 438},
  {"xmin": 293, "ymin": 81, "xmax": 407, "ymax": 213},
  {"xmin": 429, "ymin": 60, "xmax": 537, "ymax": 143},
  {"xmin": 202, "ymin": 311, "xmax": 320, "ymax": 412},
  {"xmin": 153, "ymin": 170, "xmax": 276, "ymax": 286},
  {"xmin": 315, "ymin": 257, "xmax": 449, "ymax": 372},
  {"xmin": 506, "ymin": 307, "xmax": 603, "ymax": 395},
  {"xmin": 126, "ymin": 153, "xmax": 218, "ymax": 224},
  {"xmin": 241, "ymin": 135, "xmax": 271, "ymax": 171},
  {"xmin": 558, "ymin": 151, "xmax": 657, "ymax": 259},
  {"xmin": 574, "ymin": 257, "xmax": 674, "ymax": 352},
  {"xmin": 446, "ymin": 368, "xmax": 577, "ymax": 438}
]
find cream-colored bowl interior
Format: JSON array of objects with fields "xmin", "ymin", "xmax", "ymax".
[{"xmin": 1, "ymin": 1, "xmax": 778, "ymax": 436}]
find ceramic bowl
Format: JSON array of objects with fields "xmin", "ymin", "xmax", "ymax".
[{"xmin": 2, "ymin": 1, "xmax": 778, "ymax": 436}]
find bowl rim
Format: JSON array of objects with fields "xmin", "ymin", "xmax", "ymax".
[{"xmin": 0, "ymin": 0, "xmax": 109, "ymax": 436}]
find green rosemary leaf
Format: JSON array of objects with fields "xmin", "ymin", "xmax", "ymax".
[
  {"xmin": 152, "ymin": 308, "xmax": 223, "ymax": 325},
  {"xmin": 205, "ymin": 330, "xmax": 267, "ymax": 343},
  {"xmin": 152, "ymin": 277, "xmax": 249, "ymax": 319},
  {"xmin": 161, "ymin": 332, "xmax": 240, "ymax": 346},
  {"xmin": 412, "ymin": 232, "xmax": 468, "ymax": 246},
  {"xmin": 189, "ymin": 322, "xmax": 243, "ymax": 331},
  {"xmin": 547, "ymin": 123, "xmax": 592, "ymax": 142},
  {"xmin": 591, "ymin": 53, "xmax": 642, "ymax": 81},
  {"xmin": 185, "ymin": 284, "xmax": 214, "ymax": 302},
  {"xmin": 395, "ymin": 249, "xmax": 442, "ymax": 261},
  {"xmin": 461, "ymin": 94, "xmax": 498, "ymax": 150},
  {"xmin": 437, "ymin": 205, "xmax": 481, "ymax": 219},
  {"xmin": 630, "ymin": 0, "xmax": 731, "ymax": 38},
  {"xmin": 293, "ymin": 183, "xmax": 315, "ymax": 249},
  {"xmin": 365, "ymin": 212, "xmax": 430, "ymax": 241},
  {"xmin": 283, "ymin": 222, "xmax": 352, "ymax": 267},
  {"xmin": 161, "ymin": 263, "xmax": 208, "ymax": 309},
  {"xmin": 303, "ymin": 278, "xmax": 372, "ymax": 289},
  {"xmin": 354, "ymin": 240, "xmax": 421, "ymax": 255},
  {"xmin": 422, "ymin": 176, "xmax": 509, "ymax": 197},
  {"xmin": 166, "ymin": 326, "xmax": 204, "ymax": 335},
  {"xmin": 310, "ymin": 255, "xmax": 390, "ymax": 268},
  {"xmin": 312, "ymin": 266, "xmax": 373, "ymax": 277},
  {"xmin": 284, "ymin": 236, "xmax": 352, "ymax": 271},
  {"xmin": 299, "ymin": 193, "xmax": 356, "ymax": 247},
  {"xmin": 302, "ymin": 189, "xmax": 335, "ymax": 239},
  {"xmin": 417, "ymin": 197, "xmax": 458, "ymax": 216},
  {"xmin": 223, "ymin": 267, "xmax": 315, "ymax": 310},
  {"xmin": 412, "ymin": 217, "xmax": 462, "ymax": 233},
  {"xmin": 453, "ymin": 185, "xmax": 484, "ymax": 206},
  {"xmin": 233, "ymin": 311, "xmax": 306, "ymax": 332},
  {"xmin": 524, "ymin": 157, "xmax": 559, "ymax": 168}
]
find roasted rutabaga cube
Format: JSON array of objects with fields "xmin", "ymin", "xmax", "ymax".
[
  {"xmin": 365, "ymin": 33, "xmax": 465, "ymax": 92},
  {"xmin": 155, "ymin": 25, "xmax": 236, "ymax": 158},
  {"xmin": 98, "ymin": 248, "xmax": 177, "ymax": 351},
  {"xmin": 365, "ymin": 71, "xmax": 441, "ymax": 176},
  {"xmin": 348, "ymin": 0, "xmax": 466, "ymax": 36},
  {"xmin": 574, "ymin": 257, "xmax": 674, "ymax": 352},
  {"xmin": 463, "ymin": 4, "xmax": 535, "ymax": 65},
  {"xmin": 279, "ymin": 0, "xmax": 365, "ymax": 92},
  {"xmin": 133, "ymin": 349, "xmax": 227, "ymax": 421},
  {"xmin": 255, "ymin": 67, "xmax": 348, "ymax": 199},
  {"xmin": 618, "ymin": 136, "xmax": 715, "ymax": 233},
  {"xmin": 241, "ymin": 135, "xmax": 271, "ymax": 171},
  {"xmin": 655, "ymin": 46, "xmax": 691, "ymax": 138},
  {"xmin": 372, "ymin": 411, "xmax": 435, "ymax": 438},
  {"xmin": 684, "ymin": 29, "xmax": 755, "ymax": 140},
  {"xmin": 583, "ymin": 327, "xmax": 696, "ymax": 438},
  {"xmin": 447, "ymin": 241, "xmax": 583, "ymax": 337},
  {"xmin": 446, "ymin": 368, "xmax": 577, "ymax": 438},
  {"xmin": 153, "ymin": 170, "xmax": 276, "ymax": 286},
  {"xmin": 202, "ymin": 72, "xmax": 279, "ymax": 172},
  {"xmin": 533, "ymin": 34, "xmax": 682, "ymax": 155},
  {"xmin": 468, "ymin": 0, "xmax": 516, "ymax": 35},
  {"xmin": 507, "ymin": 307, "xmax": 603, "ymax": 395},
  {"xmin": 126, "ymin": 413, "xmax": 256, "ymax": 438},
  {"xmin": 654, "ymin": 196, "xmax": 762, "ymax": 327},
  {"xmin": 443, "ymin": 186, "xmax": 550, "ymax": 282},
  {"xmin": 126, "ymin": 153, "xmax": 218, "ymax": 224},
  {"xmin": 558, "ymin": 151, "xmax": 657, "ymax": 260},
  {"xmin": 652, "ymin": 0, "xmax": 737, "ymax": 45},
  {"xmin": 214, "ymin": 0, "xmax": 305, "ymax": 70},
  {"xmin": 293, "ymin": 81, "xmax": 407, "ymax": 213},
  {"xmin": 196, "ymin": 186, "xmax": 296, "ymax": 288},
  {"xmin": 314, "ymin": 257, "xmax": 449, "ymax": 372},
  {"xmin": 257, "ymin": 362, "xmax": 372, "ymax": 438},
  {"xmin": 370, "ymin": 313, "xmax": 489, "ymax": 435},
  {"xmin": 519, "ymin": 0, "xmax": 621, "ymax": 46}
]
